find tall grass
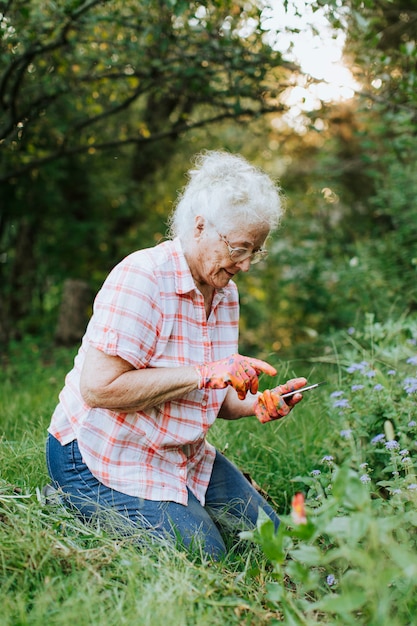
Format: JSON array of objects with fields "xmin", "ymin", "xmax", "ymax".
[{"xmin": 1, "ymin": 314, "xmax": 417, "ymax": 625}]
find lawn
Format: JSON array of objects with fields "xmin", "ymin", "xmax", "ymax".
[{"xmin": 1, "ymin": 314, "xmax": 417, "ymax": 625}]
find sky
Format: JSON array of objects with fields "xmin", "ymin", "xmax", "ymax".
[{"xmin": 261, "ymin": 1, "xmax": 359, "ymax": 128}]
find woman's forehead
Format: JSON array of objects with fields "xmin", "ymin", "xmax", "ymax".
[{"xmin": 225, "ymin": 223, "xmax": 269, "ymax": 245}]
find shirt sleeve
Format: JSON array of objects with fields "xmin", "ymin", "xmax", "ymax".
[{"xmin": 86, "ymin": 253, "xmax": 161, "ymax": 369}]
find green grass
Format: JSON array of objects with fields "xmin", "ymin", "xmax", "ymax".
[{"xmin": 2, "ymin": 314, "xmax": 417, "ymax": 625}]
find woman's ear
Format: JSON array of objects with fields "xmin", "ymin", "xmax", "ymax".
[{"xmin": 194, "ymin": 215, "xmax": 205, "ymax": 239}]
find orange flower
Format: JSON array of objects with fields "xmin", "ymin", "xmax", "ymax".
[{"xmin": 291, "ymin": 492, "xmax": 307, "ymax": 525}]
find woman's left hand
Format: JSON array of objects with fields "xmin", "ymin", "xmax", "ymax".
[{"xmin": 253, "ymin": 377, "xmax": 307, "ymax": 423}]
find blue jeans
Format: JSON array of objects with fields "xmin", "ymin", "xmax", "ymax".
[{"xmin": 46, "ymin": 433, "xmax": 279, "ymax": 559}]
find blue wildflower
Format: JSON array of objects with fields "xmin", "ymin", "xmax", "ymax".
[
  {"xmin": 407, "ymin": 484, "xmax": 417, "ymax": 490},
  {"xmin": 371, "ymin": 434, "xmax": 385, "ymax": 444},
  {"xmin": 321, "ymin": 455, "xmax": 334, "ymax": 463},
  {"xmin": 326, "ymin": 574, "xmax": 337, "ymax": 586},
  {"xmin": 351, "ymin": 384, "xmax": 364, "ymax": 391},
  {"xmin": 406, "ymin": 356, "xmax": 417, "ymax": 366},
  {"xmin": 340, "ymin": 429, "xmax": 352, "ymax": 439},
  {"xmin": 387, "ymin": 369, "xmax": 396, "ymax": 375},
  {"xmin": 366, "ymin": 370, "xmax": 376, "ymax": 378},
  {"xmin": 373, "ymin": 384, "xmax": 384, "ymax": 391},
  {"xmin": 347, "ymin": 362, "xmax": 368, "ymax": 373},
  {"xmin": 403, "ymin": 377, "xmax": 417, "ymax": 394},
  {"xmin": 408, "ymin": 420, "xmax": 417, "ymax": 427},
  {"xmin": 360, "ymin": 474, "xmax": 371, "ymax": 484},
  {"xmin": 385, "ymin": 440, "xmax": 400, "ymax": 451},
  {"xmin": 311, "ymin": 469, "xmax": 321, "ymax": 477},
  {"xmin": 330, "ymin": 390, "xmax": 344, "ymax": 398},
  {"xmin": 400, "ymin": 449, "xmax": 409, "ymax": 457},
  {"xmin": 333, "ymin": 398, "xmax": 350, "ymax": 408}
]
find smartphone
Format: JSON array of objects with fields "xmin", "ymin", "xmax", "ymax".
[{"xmin": 281, "ymin": 381, "xmax": 327, "ymax": 399}]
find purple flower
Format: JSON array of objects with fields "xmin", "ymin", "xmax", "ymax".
[
  {"xmin": 400, "ymin": 449, "xmax": 409, "ymax": 457},
  {"xmin": 403, "ymin": 377, "xmax": 417, "ymax": 394},
  {"xmin": 311, "ymin": 469, "xmax": 321, "ymax": 477},
  {"xmin": 385, "ymin": 440, "xmax": 400, "ymax": 451},
  {"xmin": 347, "ymin": 361, "xmax": 368, "ymax": 373},
  {"xmin": 371, "ymin": 434, "xmax": 385, "ymax": 444},
  {"xmin": 333, "ymin": 398, "xmax": 350, "ymax": 408},
  {"xmin": 387, "ymin": 369, "xmax": 396, "ymax": 376},
  {"xmin": 373, "ymin": 384, "xmax": 384, "ymax": 391},
  {"xmin": 366, "ymin": 370, "xmax": 376, "ymax": 378},
  {"xmin": 330, "ymin": 390, "xmax": 344, "ymax": 398},
  {"xmin": 347, "ymin": 327, "xmax": 355, "ymax": 335},
  {"xmin": 360, "ymin": 474, "xmax": 371, "ymax": 484},
  {"xmin": 407, "ymin": 356, "xmax": 417, "ymax": 366},
  {"xmin": 340, "ymin": 429, "xmax": 352, "ymax": 439},
  {"xmin": 321, "ymin": 455, "xmax": 334, "ymax": 463},
  {"xmin": 351, "ymin": 384, "xmax": 364, "ymax": 391},
  {"xmin": 408, "ymin": 420, "xmax": 417, "ymax": 427},
  {"xmin": 326, "ymin": 574, "xmax": 337, "ymax": 586},
  {"xmin": 407, "ymin": 484, "xmax": 417, "ymax": 490}
]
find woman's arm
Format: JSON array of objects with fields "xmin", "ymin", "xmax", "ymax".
[
  {"xmin": 217, "ymin": 387, "xmax": 259, "ymax": 421},
  {"xmin": 80, "ymin": 346, "xmax": 200, "ymax": 412}
]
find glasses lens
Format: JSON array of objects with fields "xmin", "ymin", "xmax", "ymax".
[
  {"xmin": 229, "ymin": 248, "xmax": 268, "ymax": 264},
  {"xmin": 229, "ymin": 248, "xmax": 252, "ymax": 262}
]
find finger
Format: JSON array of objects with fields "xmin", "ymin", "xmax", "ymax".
[
  {"xmin": 286, "ymin": 392, "xmax": 303, "ymax": 407},
  {"xmin": 229, "ymin": 373, "xmax": 248, "ymax": 399},
  {"xmin": 230, "ymin": 361, "xmax": 253, "ymax": 399},
  {"xmin": 272, "ymin": 393, "xmax": 291, "ymax": 417},
  {"xmin": 246, "ymin": 357, "xmax": 277, "ymax": 377},
  {"xmin": 254, "ymin": 400, "xmax": 270, "ymax": 423},
  {"xmin": 274, "ymin": 377, "xmax": 307, "ymax": 396},
  {"xmin": 262, "ymin": 389, "xmax": 279, "ymax": 416},
  {"xmin": 237, "ymin": 361, "xmax": 260, "ymax": 396}
]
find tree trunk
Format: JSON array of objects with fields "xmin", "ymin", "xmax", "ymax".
[{"xmin": 55, "ymin": 279, "xmax": 92, "ymax": 346}]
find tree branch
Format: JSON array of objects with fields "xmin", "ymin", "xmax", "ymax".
[{"xmin": 0, "ymin": 104, "xmax": 285, "ymax": 183}]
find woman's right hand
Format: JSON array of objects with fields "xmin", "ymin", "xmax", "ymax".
[
  {"xmin": 253, "ymin": 377, "xmax": 307, "ymax": 423},
  {"xmin": 196, "ymin": 354, "xmax": 277, "ymax": 400}
]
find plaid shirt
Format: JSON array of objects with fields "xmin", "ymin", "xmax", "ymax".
[{"xmin": 48, "ymin": 238, "xmax": 239, "ymax": 505}]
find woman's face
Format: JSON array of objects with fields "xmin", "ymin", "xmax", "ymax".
[{"xmin": 189, "ymin": 217, "xmax": 270, "ymax": 290}]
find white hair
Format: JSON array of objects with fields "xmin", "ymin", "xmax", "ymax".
[{"xmin": 167, "ymin": 150, "xmax": 284, "ymax": 243}]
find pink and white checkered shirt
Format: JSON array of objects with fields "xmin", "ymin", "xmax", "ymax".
[{"xmin": 48, "ymin": 238, "xmax": 239, "ymax": 505}]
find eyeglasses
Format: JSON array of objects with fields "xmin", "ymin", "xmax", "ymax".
[{"xmin": 217, "ymin": 232, "xmax": 268, "ymax": 265}]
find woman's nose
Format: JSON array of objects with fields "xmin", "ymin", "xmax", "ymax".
[{"xmin": 235, "ymin": 257, "xmax": 252, "ymax": 272}]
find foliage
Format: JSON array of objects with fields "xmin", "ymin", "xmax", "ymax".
[
  {"xmin": 241, "ymin": 312, "xmax": 417, "ymax": 625},
  {"xmin": 0, "ymin": 0, "xmax": 294, "ymax": 344},
  {"xmin": 1, "ymin": 0, "xmax": 417, "ymax": 375},
  {"xmin": 2, "ymin": 312, "xmax": 417, "ymax": 624},
  {"xmin": 0, "ymin": 0, "xmax": 289, "ymax": 181}
]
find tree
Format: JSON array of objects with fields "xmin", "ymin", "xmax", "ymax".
[
  {"xmin": 0, "ymin": 0, "xmax": 297, "ymax": 344},
  {"xmin": 0, "ymin": 0, "xmax": 296, "ymax": 182}
]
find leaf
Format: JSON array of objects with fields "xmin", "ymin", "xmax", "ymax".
[
  {"xmin": 253, "ymin": 508, "xmax": 286, "ymax": 564},
  {"xmin": 289, "ymin": 544, "xmax": 322, "ymax": 566},
  {"xmin": 332, "ymin": 465, "xmax": 370, "ymax": 511},
  {"xmin": 313, "ymin": 590, "xmax": 367, "ymax": 614}
]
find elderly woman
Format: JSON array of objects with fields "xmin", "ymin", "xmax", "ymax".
[{"xmin": 46, "ymin": 151, "xmax": 306, "ymax": 560}]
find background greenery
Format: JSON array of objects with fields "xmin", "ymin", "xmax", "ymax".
[
  {"xmin": 1, "ymin": 0, "xmax": 417, "ymax": 624},
  {"xmin": 1, "ymin": 0, "xmax": 416, "ymax": 353}
]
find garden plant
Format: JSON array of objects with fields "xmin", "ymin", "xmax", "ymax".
[{"xmin": 1, "ymin": 313, "xmax": 417, "ymax": 625}]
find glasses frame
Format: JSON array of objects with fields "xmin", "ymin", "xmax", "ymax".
[{"xmin": 217, "ymin": 231, "xmax": 268, "ymax": 265}]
